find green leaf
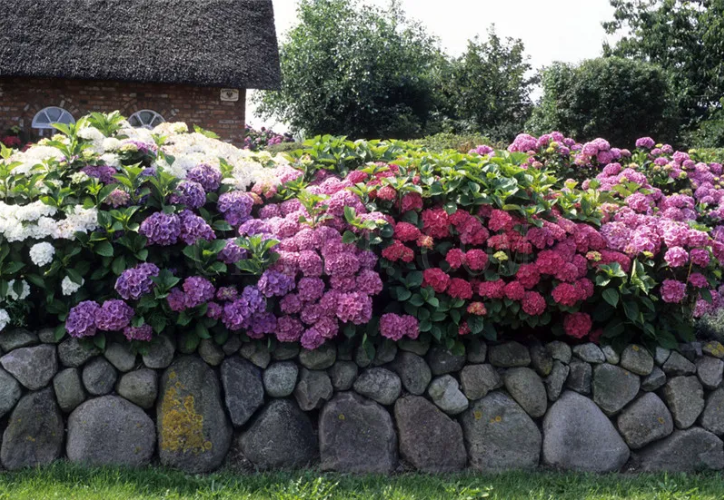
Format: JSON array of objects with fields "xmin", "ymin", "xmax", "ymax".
[
  {"xmin": 602, "ymin": 289, "xmax": 619, "ymax": 308},
  {"xmin": 341, "ymin": 231, "xmax": 357, "ymax": 244},
  {"xmin": 92, "ymin": 333, "xmax": 106, "ymax": 350},
  {"xmin": 623, "ymin": 301, "xmax": 640, "ymax": 323},
  {"xmin": 396, "ymin": 288, "xmax": 412, "ymax": 301},
  {"xmin": 95, "ymin": 241, "xmax": 114, "ymax": 257}
]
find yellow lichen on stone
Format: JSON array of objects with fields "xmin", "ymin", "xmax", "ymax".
[
  {"xmin": 159, "ymin": 382, "xmax": 208, "ymax": 455},
  {"xmin": 474, "ymin": 410, "xmax": 482, "ymax": 420}
]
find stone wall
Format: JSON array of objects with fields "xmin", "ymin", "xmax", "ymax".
[
  {"xmin": 0, "ymin": 328, "xmax": 723, "ymax": 473},
  {"xmin": 0, "ymin": 77, "xmax": 247, "ymax": 145}
]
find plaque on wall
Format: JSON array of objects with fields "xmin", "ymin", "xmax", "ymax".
[{"xmin": 220, "ymin": 89, "xmax": 239, "ymax": 102}]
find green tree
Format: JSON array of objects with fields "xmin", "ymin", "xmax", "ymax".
[
  {"xmin": 440, "ymin": 29, "xmax": 537, "ymax": 142},
  {"xmin": 255, "ymin": 0, "xmax": 444, "ymax": 140},
  {"xmin": 603, "ymin": 0, "xmax": 724, "ymax": 129},
  {"xmin": 527, "ymin": 57, "xmax": 680, "ymax": 147}
]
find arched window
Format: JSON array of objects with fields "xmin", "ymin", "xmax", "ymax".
[
  {"xmin": 129, "ymin": 110, "xmax": 165, "ymax": 129},
  {"xmin": 32, "ymin": 107, "xmax": 76, "ymax": 131}
]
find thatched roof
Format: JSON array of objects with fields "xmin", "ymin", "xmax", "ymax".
[{"xmin": 0, "ymin": 0, "xmax": 281, "ymax": 89}]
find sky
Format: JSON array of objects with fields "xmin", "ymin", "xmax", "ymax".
[{"xmin": 247, "ymin": 0, "xmax": 621, "ymax": 129}]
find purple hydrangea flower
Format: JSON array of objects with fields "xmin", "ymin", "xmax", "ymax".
[
  {"xmin": 167, "ymin": 288, "xmax": 187, "ymax": 312},
  {"xmin": 216, "ymin": 286, "xmax": 238, "ymax": 302},
  {"xmin": 207, "ymin": 302, "xmax": 223, "ymax": 319},
  {"xmin": 301, "ymin": 327, "xmax": 325, "ymax": 350},
  {"xmin": 179, "ymin": 210, "xmax": 215, "ymax": 245},
  {"xmin": 95, "ymin": 299, "xmax": 134, "ymax": 331},
  {"xmin": 170, "ymin": 181, "xmax": 206, "ymax": 209},
  {"xmin": 66, "ymin": 301, "xmax": 100, "ymax": 338},
  {"xmin": 106, "ymin": 189, "xmax": 130, "ymax": 208},
  {"xmin": 218, "ymin": 239, "xmax": 248, "ymax": 264},
  {"xmin": 115, "ymin": 263, "xmax": 160, "ymax": 300},
  {"xmin": 140, "ymin": 212, "xmax": 181, "ymax": 246},
  {"xmin": 335, "ymin": 292, "xmax": 373, "ymax": 325},
  {"xmin": 187, "ymin": 164, "xmax": 222, "ymax": 192},
  {"xmin": 123, "ymin": 324, "xmax": 153, "ymax": 342},
  {"xmin": 276, "ymin": 316, "xmax": 304, "ymax": 342},
  {"xmin": 238, "ymin": 219, "xmax": 272, "ymax": 238},
  {"xmin": 258, "ymin": 270, "xmax": 296, "ymax": 297},
  {"xmin": 182, "ymin": 276, "xmax": 215, "ymax": 308},
  {"xmin": 249, "ymin": 311, "xmax": 277, "ymax": 338},
  {"xmin": 218, "ymin": 191, "xmax": 254, "ymax": 226},
  {"xmin": 82, "ymin": 165, "xmax": 118, "ymax": 184},
  {"xmin": 222, "ymin": 286, "xmax": 266, "ymax": 331}
]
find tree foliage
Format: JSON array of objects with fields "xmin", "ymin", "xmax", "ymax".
[{"xmin": 527, "ymin": 57, "xmax": 680, "ymax": 147}]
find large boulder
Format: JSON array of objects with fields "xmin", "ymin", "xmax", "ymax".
[
  {"xmin": 390, "ymin": 352, "xmax": 431, "ymax": 395},
  {"xmin": 0, "ymin": 328, "xmax": 37, "ymax": 351},
  {"xmin": 545, "ymin": 361, "xmax": 569, "ymax": 402},
  {"xmin": 573, "ymin": 343, "xmax": 605, "ymax": 364},
  {"xmin": 103, "ymin": 342, "xmax": 137, "ymax": 372},
  {"xmin": 566, "ymin": 360, "xmax": 592, "ymax": 395},
  {"xmin": 319, "ymin": 392, "xmax": 397, "ymax": 473},
  {"xmin": 542, "ymin": 391, "xmax": 630, "ymax": 472},
  {"xmin": 592, "ymin": 364, "xmax": 640, "ymax": 415},
  {"xmin": 503, "ymin": 367, "xmax": 547, "ymax": 418},
  {"xmin": 239, "ymin": 399, "xmax": 318, "ymax": 470},
  {"xmin": 394, "ymin": 395, "xmax": 467, "ymax": 472},
  {"xmin": 0, "ymin": 344, "xmax": 57, "ymax": 390},
  {"xmin": 142, "ymin": 335, "xmax": 175, "ymax": 369},
  {"xmin": 0, "ymin": 367, "xmax": 22, "ymax": 417},
  {"xmin": 157, "ymin": 356, "xmax": 232, "ymax": 473},
  {"xmin": 663, "ymin": 376, "xmax": 704, "ymax": 429},
  {"xmin": 696, "ymin": 356, "xmax": 724, "ymax": 390},
  {"xmin": 353, "ymin": 368, "xmax": 401, "ymax": 405},
  {"xmin": 117, "ymin": 368, "xmax": 158, "ymax": 409},
  {"xmin": 327, "ymin": 361, "xmax": 358, "ymax": 391},
  {"xmin": 263, "ymin": 362, "xmax": 298, "ymax": 398},
  {"xmin": 1, "ymin": 388, "xmax": 63, "ymax": 470},
  {"xmin": 58, "ymin": 338, "xmax": 99, "ymax": 367},
  {"xmin": 53, "ymin": 367, "xmax": 86, "ymax": 413},
  {"xmin": 488, "ymin": 342, "xmax": 530, "ymax": 367},
  {"xmin": 67, "ymin": 396, "xmax": 155, "ymax": 466},
  {"xmin": 427, "ymin": 375, "xmax": 468, "ymax": 415},
  {"xmin": 294, "ymin": 368, "xmax": 333, "ymax": 411},
  {"xmin": 701, "ymin": 388, "xmax": 724, "ymax": 436},
  {"xmin": 616, "ymin": 393, "xmax": 674, "ymax": 449},
  {"xmin": 619, "ymin": 345, "xmax": 654, "ymax": 376},
  {"xmin": 460, "ymin": 364, "xmax": 501, "ymax": 401},
  {"xmin": 662, "ymin": 351, "xmax": 696, "ymax": 376},
  {"xmin": 220, "ymin": 357, "xmax": 264, "ymax": 427},
  {"xmin": 299, "ymin": 344, "xmax": 336, "ymax": 370},
  {"xmin": 633, "ymin": 429, "xmax": 724, "ymax": 472},
  {"xmin": 426, "ymin": 346, "xmax": 466, "ymax": 375},
  {"xmin": 82, "ymin": 357, "xmax": 117, "ymax": 396},
  {"xmin": 459, "ymin": 392, "xmax": 541, "ymax": 472}
]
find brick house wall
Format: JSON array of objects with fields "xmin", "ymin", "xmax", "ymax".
[{"xmin": 0, "ymin": 77, "xmax": 247, "ymax": 145}]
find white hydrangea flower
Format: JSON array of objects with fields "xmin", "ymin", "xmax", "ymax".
[
  {"xmin": 0, "ymin": 309, "xmax": 9, "ymax": 332},
  {"xmin": 29, "ymin": 242, "xmax": 55, "ymax": 266},
  {"xmin": 100, "ymin": 153, "xmax": 120, "ymax": 168},
  {"xmin": 61, "ymin": 276, "xmax": 83, "ymax": 296},
  {"xmin": 153, "ymin": 122, "xmax": 188, "ymax": 135},
  {"xmin": 70, "ymin": 172, "xmax": 90, "ymax": 184},
  {"xmin": 102, "ymin": 138, "xmax": 121, "ymax": 152},
  {"xmin": 7, "ymin": 280, "xmax": 30, "ymax": 301},
  {"xmin": 77, "ymin": 126, "xmax": 105, "ymax": 153}
]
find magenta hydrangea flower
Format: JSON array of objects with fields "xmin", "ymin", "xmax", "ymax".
[
  {"xmin": 664, "ymin": 247, "xmax": 689, "ymax": 268},
  {"xmin": 187, "ymin": 164, "xmax": 222, "ymax": 192},
  {"xmin": 179, "ymin": 210, "xmax": 215, "ymax": 246},
  {"xmin": 258, "ymin": 269, "xmax": 296, "ymax": 297},
  {"xmin": 182, "ymin": 276, "xmax": 215, "ymax": 308},
  {"xmin": 298, "ymin": 250, "xmax": 323, "ymax": 277},
  {"xmin": 218, "ymin": 191, "xmax": 254, "ymax": 226},
  {"xmin": 297, "ymin": 277, "xmax": 325, "ymax": 302},
  {"xmin": 379, "ymin": 313, "xmax": 419, "ymax": 341},
  {"xmin": 115, "ymin": 263, "xmax": 160, "ymax": 300},
  {"xmin": 139, "ymin": 212, "xmax": 181, "ymax": 246},
  {"xmin": 301, "ymin": 327, "xmax": 325, "ymax": 350},
  {"xmin": 335, "ymin": 292, "xmax": 372, "ymax": 324},
  {"xmin": 170, "ymin": 180, "xmax": 206, "ymax": 209},
  {"xmin": 66, "ymin": 301, "xmax": 100, "ymax": 338},
  {"xmin": 277, "ymin": 316, "xmax": 304, "ymax": 342},
  {"xmin": 324, "ymin": 252, "xmax": 361, "ymax": 276},
  {"xmin": 106, "ymin": 189, "xmax": 130, "ymax": 208},
  {"xmin": 95, "ymin": 299, "xmax": 134, "ymax": 331},
  {"xmin": 635, "ymin": 137, "xmax": 655, "ymax": 149},
  {"xmin": 661, "ymin": 279, "xmax": 687, "ymax": 303},
  {"xmin": 123, "ymin": 324, "xmax": 153, "ymax": 342}
]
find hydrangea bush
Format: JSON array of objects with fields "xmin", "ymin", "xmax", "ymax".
[{"xmin": 0, "ymin": 112, "xmax": 722, "ymax": 356}]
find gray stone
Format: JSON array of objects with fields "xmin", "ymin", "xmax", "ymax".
[
  {"xmin": 328, "ymin": 361, "xmax": 358, "ymax": 391},
  {"xmin": 530, "ymin": 342, "xmax": 553, "ymax": 376},
  {"xmin": 620, "ymin": 344, "xmax": 654, "ymax": 375},
  {"xmin": 460, "ymin": 392, "xmax": 541, "ymax": 472},
  {"xmin": 142, "ymin": 335, "xmax": 175, "ymax": 369},
  {"xmin": 1, "ymin": 344, "xmax": 57, "ymax": 390},
  {"xmin": 592, "ymin": 364, "xmax": 640, "ymax": 416},
  {"xmin": 395, "ymin": 395, "xmax": 467, "ymax": 472},
  {"xmin": 272, "ymin": 343, "xmax": 300, "ymax": 361},
  {"xmin": 221, "ymin": 335, "xmax": 242, "ymax": 356},
  {"xmin": 157, "ymin": 356, "xmax": 232, "ymax": 473},
  {"xmin": 655, "ymin": 347, "xmax": 671, "ymax": 366},
  {"xmin": 504, "ymin": 367, "xmax": 548, "ymax": 418},
  {"xmin": 82, "ymin": 357, "xmax": 117, "ymax": 396},
  {"xmin": 117, "ymin": 368, "xmax": 158, "ymax": 409},
  {"xmin": 53, "ymin": 368, "xmax": 85, "ymax": 413},
  {"xmin": 0, "ymin": 367, "xmax": 21, "ymax": 417},
  {"xmin": 703, "ymin": 341, "xmax": 724, "ymax": 359},
  {"xmin": 399, "ymin": 339, "xmax": 430, "ymax": 356},
  {"xmin": 697, "ymin": 356, "xmax": 724, "ymax": 390},
  {"xmin": 353, "ymin": 368, "xmax": 401, "ymax": 406},
  {"xmin": 294, "ymin": 368, "xmax": 333, "ymax": 411},
  {"xmin": 602, "ymin": 345, "xmax": 620, "ymax": 365},
  {"xmin": 642, "ymin": 367, "xmax": 667, "ymax": 392},
  {"xmin": 702, "ymin": 388, "xmax": 724, "ymax": 436},
  {"xmin": 545, "ymin": 361, "xmax": 569, "ymax": 402},
  {"xmin": 390, "ymin": 352, "xmax": 431, "ymax": 396},
  {"xmin": 542, "ymin": 391, "xmax": 630, "ymax": 472},
  {"xmin": 634, "ymin": 429, "xmax": 724, "ymax": 472},
  {"xmin": 240, "ymin": 343, "xmax": 271, "ymax": 369},
  {"xmin": 1, "ymin": 388, "xmax": 63, "ymax": 470},
  {"xmin": 67, "ymin": 396, "xmax": 155, "ymax": 467},
  {"xmin": 664, "ymin": 376, "xmax": 705, "ymax": 429},
  {"xmin": 299, "ymin": 344, "xmax": 336, "ymax": 370},
  {"xmin": 38, "ymin": 327, "xmax": 60, "ymax": 344},
  {"xmin": 220, "ymin": 357, "xmax": 264, "ymax": 427},
  {"xmin": 198, "ymin": 339, "xmax": 224, "ymax": 366},
  {"xmin": 58, "ymin": 338, "xmax": 99, "ymax": 367},
  {"xmin": 428, "ymin": 375, "xmax": 468, "ymax": 415},
  {"xmin": 616, "ymin": 393, "xmax": 674, "ymax": 449},
  {"xmin": 104, "ymin": 342, "xmax": 137, "ymax": 372},
  {"xmin": 465, "ymin": 338, "xmax": 487, "ymax": 363},
  {"xmin": 239, "ymin": 399, "xmax": 318, "ymax": 470},
  {"xmin": 426, "ymin": 346, "xmax": 466, "ymax": 375},
  {"xmin": 0, "ymin": 328, "xmax": 37, "ymax": 351},
  {"xmin": 573, "ymin": 343, "xmax": 605, "ymax": 364},
  {"xmin": 663, "ymin": 351, "xmax": 697, "ymax": 376},
  {"xmin": 372, "ymin": 342, "xmax": 397, "ymax": 366},
  {"xmin": 566, "ymin": 360, "xmax": 592, "ymax": 395},
  {"xmin": 319, "ymin": 392, "xmax": 397, "ymax": 473},
  {"xmin": 680, "ymin": 342, "xmax": 703, "ymax": 361},
  {"xmin": 460, "ymin": 364, "xmax": 501, "ymax": 401},
  {"xmin": 489, "ymin": 341, "xmax": 531, "ymax": 367},
  {"xmin": 546, "ymin": 341, "xmax": 572, "ymax": 364},
  {"xmin": 263, "ymin": 361, "xmax": 298, "ymax": 398}
]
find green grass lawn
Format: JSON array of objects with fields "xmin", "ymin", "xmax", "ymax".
[{"xmin": 0, "ymin": 463, "xmax": 722, "ymax": 500}]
